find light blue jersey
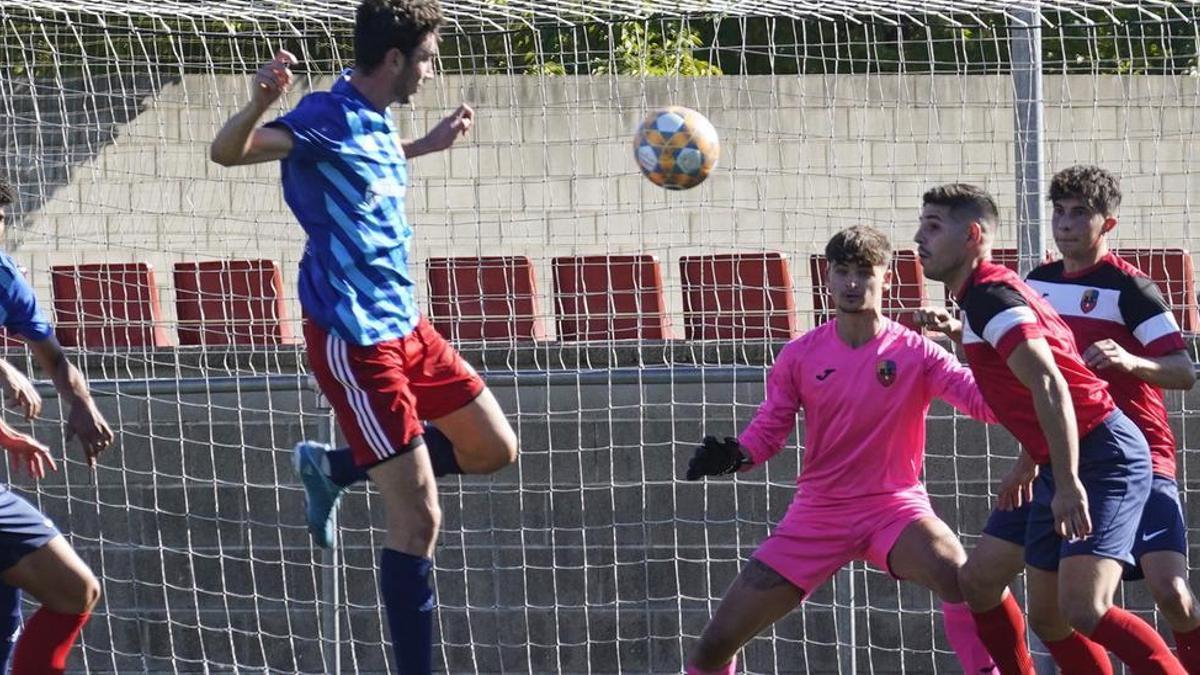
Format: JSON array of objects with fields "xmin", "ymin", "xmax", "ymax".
[{"xmin": 268, "ymin": 71, "xmax": 420, "ymax": 346}]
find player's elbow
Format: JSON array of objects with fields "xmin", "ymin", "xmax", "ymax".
[
  {"xmin": 209, "ymin": 143, "xmax": 239, "ymax": 167},
  {"xmin": 1173, "ymin": 362, "xmax": 1197, "ymax": 390}
]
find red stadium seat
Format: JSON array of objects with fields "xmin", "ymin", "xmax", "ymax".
[
  {"xmin": 51, "ymin": 262, "xmax": 171, "ymax": 349},
  {"xmin": 810, "ymin": 250, "xmax": 927, "ymax": 330},
  {"xmin": 427, "ymin": 256, "xmax": 546, "ymax": 342},
  {"xmin": 552, "ymin": 255, "xmax": 672, "ymax": 341},
  {"xmin": 679, "ymin": 252, "xmax": 797, "ymax": 340},
  {"xmin": 1113, "ymin": 248, "xmax": 1199, "ymax": 332},
  {"xmin": 174, "ymin": 260, "xmax": 293, "ymax": 346},
  {"xmin": 989, "ymin": 248, "xmax": 1058, "ymax": 274}
]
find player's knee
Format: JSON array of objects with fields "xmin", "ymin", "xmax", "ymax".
[
  {"xmin": 50, "ymin": 570, "xmax": 100, "ymax": 615},
  {"xmin": 1026, "ymin": 604, "xmax": 1072, "ymax": 641},
  {"xmin": 1147, "ymin": 575, "xmax": 1197, "ymax": 625},
  {"xmin": 388, "ymin": 502, "xmax": 442, "ymax": 552},
  {"xmin": 1058, "ymin": 594, "xmax": 1107, "ymax": 636},
  {"xmin": 466, "ymin": 429, "xmax": 518, "ymax": 474},
  {"xmin": 956, "ymin": 560, "xmax": 998, "ymax": 604}
]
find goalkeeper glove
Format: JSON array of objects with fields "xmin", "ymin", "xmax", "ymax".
[{"xmin": 686, "ymin": 436, "xmax": 750, "ymax": 480}]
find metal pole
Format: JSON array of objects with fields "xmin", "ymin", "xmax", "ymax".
[
  {"xmin": 1012, "ymin": 2, "xmax": 1046, "ymax": 276},
  {"xmin": 1012, "ymin": 7, "xmax": 1054, "ymax": 672},
  {"xmin": 835, "ymin": 565, "xmax": 857, "ymax": 674}
]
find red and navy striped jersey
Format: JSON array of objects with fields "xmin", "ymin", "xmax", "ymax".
[
  {"xmin": 958, "ymin": 260, "xmax": 1116, "ymax": 464},
  {"xmin": 1027, "ymin": 252, "xmax": 1186, "ymax": 478}
]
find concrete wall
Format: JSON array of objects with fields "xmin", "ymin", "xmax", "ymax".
[{"xmin": 7, "ymin": 73, "xmax": 1200, "ymax": 340}]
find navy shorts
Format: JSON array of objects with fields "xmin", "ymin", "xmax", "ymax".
[
  {"xmin": 1025, "ymin": 410, "xmax": 1152, "ymax": 571},
  {"xmin": 0, "ymin": 487, "xmax": 59, "ymax": 572},
  {"xmin": 982, "ymin": 500, "xmax": 1032, "ymax": 546},
  {"xmin": 1123, "ymin": 475, "xmax": 1188, "ymax": 581}
]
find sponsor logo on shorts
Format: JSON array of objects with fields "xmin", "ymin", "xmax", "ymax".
[{"xmin": 1142, "ymin": 527, "xmax": 1169, "ymax": 542}]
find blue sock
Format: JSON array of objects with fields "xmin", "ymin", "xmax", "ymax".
[
  {"xmin": 423, "ymin": 425, "xmax": 462, "ymax": 477},
  {"xmin": 0, "ymin": 583, "xmax": 21, "ymax": 672},
  {"xmin": 379, "ymin": 548, "xmax": 434, "ymax": 675},
  {"xmin": 324, "ymin": 447, "xmax": 367, "ymax": 487}
]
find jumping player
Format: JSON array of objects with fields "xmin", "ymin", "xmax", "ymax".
[
  {"xmin": 209, "ymin": 2, "xmax": 518, "ymax": 672},
  {"xmin": 0, "ymin": 178, "xmax": 115, "ymax": 675},
  {"xmin": 919, "ymin": 168, "xmax": 1200, "ymax": 673},
  {"xmin": 914, "ymin": 183, "xmax": 1185, "ymax": 674},
  {"xmin": 684, "ymin": 225, "xmax": 999, "ymax": 675}
]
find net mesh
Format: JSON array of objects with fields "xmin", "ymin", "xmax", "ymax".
[{"xmin": 0, "ymin": 0, "xmax": 1196, "ymax": 672}]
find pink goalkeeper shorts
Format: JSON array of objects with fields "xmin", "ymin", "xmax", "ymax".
[{"xmin": 753, "ymin": 486, "xmax": 937, "ymax": 595}]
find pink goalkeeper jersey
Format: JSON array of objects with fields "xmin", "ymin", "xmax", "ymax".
[{"xmin": 739, "ymin": 318, "xmax": 996, "ymax": 503}]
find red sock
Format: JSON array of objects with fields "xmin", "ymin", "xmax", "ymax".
[
  {"xmin": 972, "ymin": 594, "xmax": 1035, "ymax": 675},
  {"xmin": 1045, "ymin": 630, "xmax": 1113, "ymax": 674},
  {"xmin": 10, "ymin": 608, "xmax": 89, "ymax": 675},
  {"xmin": 1090, "ymin": 607, "xmax": 1186, "ymax": 674},
  {"xmin": 1174, "ymin": 625, "xmax": 1200, "ymax": 674}
]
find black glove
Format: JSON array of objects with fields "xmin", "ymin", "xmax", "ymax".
[{"xmin": 686, "ymin": 436, "xmax": 750, "ymax": 480}]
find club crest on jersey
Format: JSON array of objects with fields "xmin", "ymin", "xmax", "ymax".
[
  {"xmin": 1080, "ymin": 288, "xmax": 1099, "ymax": 314},
  {"xmin": 876, "ymin": 359, "xmax": 897, "ymax": 387}
]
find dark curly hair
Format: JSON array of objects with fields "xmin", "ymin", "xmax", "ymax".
[
  {"xmin": 1049, "ymin": 164, "xmax": 1122, "ymax": 216},
  {"xmin": 355, "ymin": 0, "xmax": 444, "ymax": 74},
  {"xmin": 825, "ymin": 225, "xmax": 892, "ymax": 267},
  {"xmin": 0, "ymin": 179, "xmax": 14, "ymax": 207},
  {"xmin": 922, "ymin": 183, "xmax": 1000, "ymax": 232}
]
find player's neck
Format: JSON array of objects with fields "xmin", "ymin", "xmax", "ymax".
[
  {"xmin": 835, "ymin": 310, "xmax": 884, "ymax": 348},
  {"xmin": 347, "ymin": 70, "xmax": 397, "ymax": 112},
  {"xmin": 943, "ymin": 260, "xmax": 978, "ymax": 303},
  {"xmin": 1061, "ymin": 242, "xmax": 1108, "ymax": 274}
]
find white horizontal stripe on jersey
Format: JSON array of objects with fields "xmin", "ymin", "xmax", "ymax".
[
  {"xmin": 1026, "ymin": 279, "xmax": 1122, "ymax": 324},
  {"xmin": 982, "ymin": 306, "xmax": 1038, "ymax": 348},
  {"xmin": 1133, "ymin": 312, "xmax": 1181, "ymax": 347}
]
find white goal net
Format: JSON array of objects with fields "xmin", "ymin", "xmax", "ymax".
[{"xmin": 0, "ymin": 0, "xmax": 1197, "ymax": 672}]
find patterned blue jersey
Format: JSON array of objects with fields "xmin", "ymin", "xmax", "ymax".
[
  {"xmin": 267, "ymin": 72, "xmax": 420, "ymax": 346},
  {"xmin": 0, "ymin": 252, "xmax": 51, "ymax": 342}
]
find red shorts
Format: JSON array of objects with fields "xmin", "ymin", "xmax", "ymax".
[{"xmin": 305, "ymin": 317, "xmax": 486, "ymax": 468}]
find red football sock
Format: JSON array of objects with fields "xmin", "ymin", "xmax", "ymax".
[
  {"xmin": 972, "ymin": 593, "xmax": 1035, "ymax": 675},
  {"xmin": 1090, "ymin": 606, "xmax": 1186, "ymax": 674},
  {"xmin": 1173, "ymin": 625, "xmax": 1200, "ymax": 674},
  {"xmin": 1045, "ymin": 630, "xmax": 1113, "ymax": 674},
  {"xmin": 11, "ymin": 607, "xmax": 89, "ymax": 675}
]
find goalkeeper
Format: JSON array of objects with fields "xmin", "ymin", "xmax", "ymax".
[{"xmin": 684, "ymin": 226, "xmax": 999, "ymax": 675}]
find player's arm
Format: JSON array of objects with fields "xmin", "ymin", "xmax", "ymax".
[
  {"xmin": 0, "ymin": 362, "xmax": 55, "ymax": 479},
  {"xmin": 1006, "ymin": 338, "xmax": 1091, "ymax": 540},
  {"xmin": 210, "ymin": 50, "xmax": 297, "ymax": 167},
  {"xmin": 1083, "ymin": 344, "xmax": 1195, "ymax": 390},
  {"xmin": 685, "ymin": 346, "xmax": 803, "ymax": 480},
  {"xmin": 401, "ymin": 104, "xmax": 474, "ymax": 159},
  {"xmin": 1089, "ymin": 274, "xmax": 1197, "ymax": 390},
  {"xmin": 922, "ymin": 338, "xmax": 996, "ymax": 423},
  {"xmin": 27, "ymin": 335, "xmax": 113, "ymax": 466},
  {"xmin": 914, "ymin": 306, "xmax": 963, "ymax": 343}
]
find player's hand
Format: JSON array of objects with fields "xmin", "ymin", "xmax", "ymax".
[
  {"xmin": 913, "ymin": 306, "xmax": 961, "ymax": 336},
  {"xmin": 1051, "ymin": 478, "xmax": 1092, "ymax": 541},
  {"xmin": 423, "ymin": 104, "xmax": 474, "ymax": 153},
  {"xmin": 0, "ymin": 427, "xmax": 55, "ymax": 480},
  {"xmin": 996, "ymin": 458, "xmax": 1037, "ymax": 511},
  {"xmin": 0, "ymin": 362, "xmax": 41, "ymax": 421},
  {"xmin": 686, "ymin": 436, "xmax": 750, "ymax": 480},
  {"xmin": 1083, "ymin": 339, "xmax": 1137, "ymax": 374},
  {"xmin": 65, "ymin": 400, "xmax": 114, "ymax": 468},
  {"xmin": 251, "ymin": 49, "xmax": 297, "ymax": 109}
]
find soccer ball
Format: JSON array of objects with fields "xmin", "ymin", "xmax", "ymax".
[{"xmin": 633, "ymin": 106, "xmax": 719, "ymax": 190}]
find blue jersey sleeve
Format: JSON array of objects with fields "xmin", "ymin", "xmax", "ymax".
[
  {"xmin": 265, "ymin": 93, "xmax": 346, "ymax": 161},
  {"xmin": 0, "ymin": 255, "xmax": 52, "ymax": 342}
]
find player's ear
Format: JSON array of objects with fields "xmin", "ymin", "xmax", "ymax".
[
  {"xmin": 967, "ymin": 221, "xmax": 983, "ymax": 245},
  {"xmin": 1100, "ymin": 215, "xmax": 1118, "ymax": 235},
  {"xmin": 881, "ymin": 265, "xmax": 893, "ymax": 291},
  {"xmin": 387, "ymin": 47, "xmax": 406, "ymax": 73}
]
